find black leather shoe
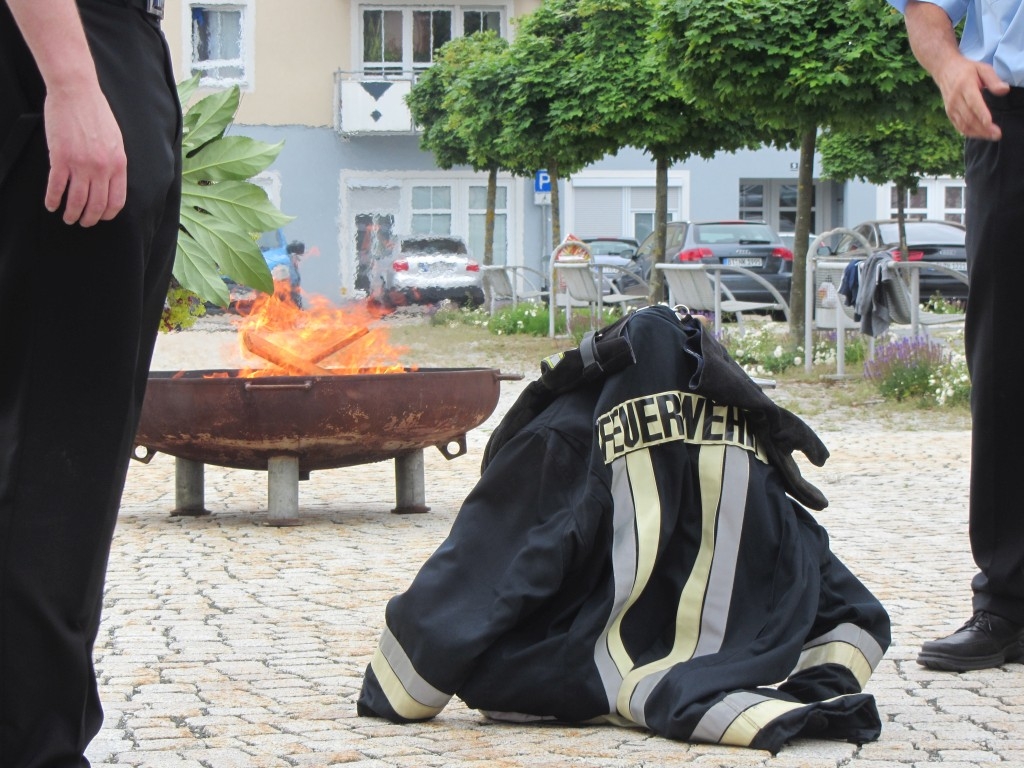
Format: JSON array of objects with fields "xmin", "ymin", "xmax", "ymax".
[{"xmin": 917, "ymin": 611, "xmax": 1024, "ymax": 671}]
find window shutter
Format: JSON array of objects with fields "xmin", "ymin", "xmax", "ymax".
[{"xmin": 573, "ymin": 188, "xmax": 621, "ymax": 236}]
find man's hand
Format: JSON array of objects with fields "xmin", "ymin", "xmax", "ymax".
[
  {"xmin": 43, "ymin": 83, "xmax": 127, "ymax": 227},
  {"xmin": 932, "ymin": 55, "xmax": 1010, "ymax": 140},
  {"xmin": 6, "ymin": 0, "xmax": 127, "ymax": 226},
  {"xmin": 904, "ymin": 0, "xmax": 1010, "ymax": 140}
]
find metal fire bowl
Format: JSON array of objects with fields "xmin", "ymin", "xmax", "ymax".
[{"xmin": 135, "ymin": 367, "xmax": 517, "ymax": 473}]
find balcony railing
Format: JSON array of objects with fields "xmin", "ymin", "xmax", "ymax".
[{"xmin": 334, "ymin": 70, "xmax": 421, "ymax": 136}]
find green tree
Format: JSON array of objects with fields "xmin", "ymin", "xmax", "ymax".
[
  {"xmin": 406, "ymin": 33, "xmax": 518, "ymax": 269},
  {"xmin": 569, "ymin": 0, "xmax": 779, "ymax": 302},
  {"xmin": 503, "ymin": 2, "xmax": 616, "ymax": 251},
  {"xmin": 819, "ymin": 110, "xmax": 964, "ymax": 256},
  {"xmin": 658, "ymin": 0, "xmax": 933, "ymax": 338}
]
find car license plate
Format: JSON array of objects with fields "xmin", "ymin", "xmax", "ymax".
[
  {"xmin": 931, "ymin": 261, "xmax": 966, "ymax": 271},
  {"xmin": 726, "ymin": 257, "xmax": 762, "ymax": 267}
]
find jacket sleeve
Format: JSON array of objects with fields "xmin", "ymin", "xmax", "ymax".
[
  {"xmin": 778, "ymin": 504, "xmax": 891, "ymax": 703},
  {"xmin": 358, "ymin": 417, "xmax": 596, "ymax": 722}
]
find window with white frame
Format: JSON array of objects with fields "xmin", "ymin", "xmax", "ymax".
[
  {"xmin": 887, "ymin": 179, "xmax": 965, "ymax": 224},
  {"xmin": 740, "ymin": 179, "xmax": 815, "ymax": 233},
  {"xmin": 943, "ymin": 184, "xmax": 966, "ymax": 225},
  {"xmin": 890, "ymin": 185, "xmax": 929, "ymax": 221},
  {"xmin": 186, "ymin": 2, "xmax": 253, "ymax": 87},
  {"xmin": 361, "ymin": 5, "xmax": 506, "ymax": 76},
  {"xmin": 630, "ymin": 187, "xmax": 676, "ymax": 243},
  {"xmin": 411, "ymin": 185, "xmax": 452, "ymax": 234}
]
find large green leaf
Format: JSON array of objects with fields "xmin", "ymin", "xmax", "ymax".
[
  {"xmin": 176, "ymin": 74, "xmax": 201, "ymax": 112},
  {"xmin": 183, "ymin": 136, "xmax": 284, "ymax": 182},
  {"xmin": 180, "ymin": 206, "xmax": 274, "ymax": 294},
  {"xmin": 182, "ymin": 88, "xmax": 241, "ymax": 155},
  {"xmin": 181, "ymin": 179, "xmax": 293, "ymax": 233},
  {"xmin": 173, "ymin": 236, "xmax": 231, "ymax": 306},
  {"xmin": 167, "ymin": 79, "xmax": 292, "ymax": 325}
]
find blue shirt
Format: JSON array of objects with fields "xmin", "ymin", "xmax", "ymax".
[{"xmin": 889, "ymin": 0, "xmax": 1024, "ymax": 85}]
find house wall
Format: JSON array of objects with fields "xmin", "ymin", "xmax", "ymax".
[{"xmin": 164, "ymin": 0, "xmax": 347, "ymax": 127}]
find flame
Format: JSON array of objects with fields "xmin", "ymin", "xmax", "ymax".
[{"xmin": 229, "ymin": 280, "xmax": 410, "ymax": 377}]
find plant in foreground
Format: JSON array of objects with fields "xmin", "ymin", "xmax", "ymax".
[
  {"xmin": 160, "ymin": 75, "xmax": 290, "ymax": 331},
  {"xmin": 864, "ymin": 335, "xmax": 969, "ymax": 406}
]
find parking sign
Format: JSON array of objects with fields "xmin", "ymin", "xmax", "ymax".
[{"xmin": 534, "ymin": 170, "xmax": 551, "ymax": 205}]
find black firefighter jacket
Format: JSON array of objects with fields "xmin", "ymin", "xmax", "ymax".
[{"xmin": 357, "ymin": 304, "xmax": 891, "ymax": 754}]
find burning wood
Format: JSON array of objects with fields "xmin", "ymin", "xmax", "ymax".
[
  {"xmin": 307, "ymin": 327, "xmax": 370, "ymax": 363},
  {"xmin": 232, "ymin": 280, "xmax": 408, "ymax": 377},
  {"xmin": 241, "ymin": 326, "xmax": 373, "ymax": 375},
  {"xmin": 241, "ymin": 331, "xmax": 331, "ymax": 376}
]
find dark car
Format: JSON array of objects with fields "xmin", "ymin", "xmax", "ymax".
[
  {"xmin": 829, "ymin": 219, "xmax": 968, "ymax": 302},
  {"xmin": 581, "ymin": 236, "xmax": 645, "ymax": 295},
  {"xmin": 635, "ymin": 220, "xmax": 794, "ymax": 304},
  {"xmin": 367, "ymin": 234, "xmax": 483, "ymax": 307}
]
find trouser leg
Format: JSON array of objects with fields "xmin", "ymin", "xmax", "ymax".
[
  {"xmin": 965, "ymin": 90, "xmax": 1024, "ymax": 624},
  {"xmin": 0, "ymin": 10, "xmax": 180, "ymax": 766}
]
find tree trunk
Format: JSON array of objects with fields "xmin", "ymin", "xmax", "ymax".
[
  {"xmin": 485, "ymin": 166, "xmax": 497, "ymax": 267},
  {"xmin": 647, "ymin": 154, "xmax": 669, "ymax": 304},
  {"xmin": 789, "ymin": 128, "xmax": 816, "ymax": 342},
  {"xmin": 549, "ymin": 161, "xmax": 561, "ymax": 251},
  {"xmin": 895, "ymin": 182, "xmax": 908, "ymax": 260}
]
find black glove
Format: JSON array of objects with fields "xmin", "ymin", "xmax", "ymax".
[{"xmin": 679, "ymin": 313, "xmax": 830, "ymax": 510}]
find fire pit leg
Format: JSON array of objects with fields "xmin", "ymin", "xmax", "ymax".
[
  {"xmin": 393, "ymin": 449, "xmax": 430, "ymax": 514},
  {"xmin": 267, "ymin": 456, "xmax": 302, "ymax": 526},
  {"xmin": 172, "ymin": 458, "xmax": 210, "ymax": 517}
]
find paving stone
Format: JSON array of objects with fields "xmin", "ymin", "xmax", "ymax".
[{"xmin": 78, "ymin": 322, "xmax": 1024, "ymax": 766}]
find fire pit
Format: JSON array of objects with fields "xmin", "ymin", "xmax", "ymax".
[
  {"xmin": 134, "ymin": 287, "xmax": 524, "ymax": 524},
  {"xmin": 134, "ymin": 366, "xmax": 519, "ymax": 525}
]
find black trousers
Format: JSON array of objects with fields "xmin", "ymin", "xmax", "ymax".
[
  {"xmin": 964, "ymin": 88, "xmax": 1024, "ymax": 625},
  {"xmin": 0, "ymin": 2, "xmax": 180, "ymax": 765}
]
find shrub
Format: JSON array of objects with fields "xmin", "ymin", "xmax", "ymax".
[
  {"xmin": 923, "ymin": 292, "xmax": 967, "ymax": 315},
  {"xmin": 429, "ymin": 301, "xmax": 489, "ymax": 328},
  {"xmin": 159, "ymin": 286, "xmax": 206, "ymax": 332},
  {"xmin": 931, "ymin": 354, "xmax": 971, "ymax": 407},
  {"xmin": 485, "ymin": 303, "xmax": 557, "ymax": 336},
  {"xmin": 807, "ymin": 329, "xmax": 869, "ymax": 368},
  {"xmin": 864, "ymin": 335, "xmax": 965, "ymax": 405},
  {"xmin": 483, "ymin": 302, "xmax": 624, "ymax": 338},
  {"xmin": 721, "ymin": 324, "xmax": 805, "ymax": 375}
]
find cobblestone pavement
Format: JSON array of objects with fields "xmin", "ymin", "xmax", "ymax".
[{"xmin": 85, "ymin": 320, "xmax": 1021, "ymax": 767}]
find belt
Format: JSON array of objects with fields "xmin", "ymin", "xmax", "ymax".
[{"xmin": 91, "ymin": 0, "xmax": 164, "ymax": 19}]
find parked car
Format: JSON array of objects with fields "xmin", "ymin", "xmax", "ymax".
[
  {"xmin": 827, "ymin": 219, "xmax": 968, "ymax": 302},
  {"xmin": 634, "ymin": 220, "xmax": 794, "ymax": 305},
  {"xmin": 367, "ymin": 234, "xmax": 484, "ymax": 307},
  {"xmin": 580, "ymin": 236, "xmax": 645, "ymax": 295}
]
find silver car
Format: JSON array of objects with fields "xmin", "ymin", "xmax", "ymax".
[{"xmin": 368, "ymin": 234, "xmax": 484, "ymax": 307}]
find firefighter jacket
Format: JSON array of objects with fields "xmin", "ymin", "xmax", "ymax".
[{"xmin": 357, "ymin": 305, "xmax": 891, "ymax": 754}]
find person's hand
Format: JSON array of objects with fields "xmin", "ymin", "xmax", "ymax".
[
  {"xmin": 42, "ymin": 83, "xmax": 127, "ymax": 226},
  {"xmin": 933, "ymin": 56, "xmax": 1010, "ymax": 140}
]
